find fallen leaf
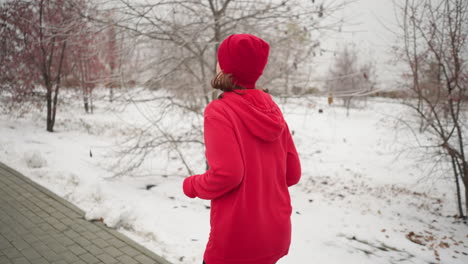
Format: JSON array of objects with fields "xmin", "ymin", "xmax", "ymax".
[
  {"xmin": 439, "ymin": 242, "xmax": 449, "ymax": 249},
  {"xmin": 406, "ymin": 232, "xmax": 425, "ymax": 246}
]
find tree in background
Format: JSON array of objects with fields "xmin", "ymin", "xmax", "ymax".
[
  {"xmin": 68, "ymin": 24, "xmax": 107, "ymax": 114},
  {"xmin": 65, "ymin": 5, "xmax": 125, "ymax": 111},
  {"xmin": 86, "ymin": 0, "xmax": 347, "ymax": 177},
  {"xmin": 104, "ymin": 11, "xmax": 120, "ymax": 103},
  {"xmin": 396, "ymin": 0, "xmax": 468, "ymax": 219},
  {"xmin": 325, "ymin": 45, "xmax": 376, "ymax": 116},
  {"xmin": 0, "ymin": 1, "xmax": 39, "ymax": 107},
  {"xmin": 264, "ymin": 20, "xmax": 318, "ymax": 100},
  {"xmin": 101, "ymin": 0, "xmax": 344, "ymax": 101},
  {"xmin": 0, "ymin": 0, "xmax": 92, "ymax": 131}
]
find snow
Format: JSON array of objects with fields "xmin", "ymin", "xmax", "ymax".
[
  {"xmin": 24, "ymin": 151, "xmax": 47, "ymax": 169},
  {"xmin": 0, "ymin": 90, "xmax": 467, "ymax": 264}
]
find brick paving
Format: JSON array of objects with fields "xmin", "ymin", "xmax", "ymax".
[{"xmin": 0, "ymin": 162, "xmax": 171, "ymax": 264}]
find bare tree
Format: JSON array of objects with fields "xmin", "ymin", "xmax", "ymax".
[
  {"xmin": 99, "ymin": 0, "xmax": 347, "ymax": 98},
  {"xmin": 85, "ymin": 0, "xmax": 348, "ymax": 177},
  {"xmin": 104, "ymin": 11, "xmax": 120, "ymax": 103},
  {"xmin": 262, "ymin": 20, "xmax": 319, "ymax": 100},
  {"xmin": 0, "ymin": 0, "xmax": 94, "ymax": 131},
  {"xmin": 68, "ymin": 18, "xmax": 108, "ymax": 114},
  {"xmin": 325, "ymin": 44, "xmax": 376, "ymax": 116},
  {"xmin": 396, "ymin": 0, "xmax": 468, "ymax": 219}
]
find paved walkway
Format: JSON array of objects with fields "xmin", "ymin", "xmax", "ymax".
[{"xmin": 0, "ymin": 161, "xmax": 171, "ymax": 264}]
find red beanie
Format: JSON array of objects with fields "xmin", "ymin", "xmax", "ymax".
[{"xmin": 217, "ymin": 34, "xmax": 270, "ymax": 89}]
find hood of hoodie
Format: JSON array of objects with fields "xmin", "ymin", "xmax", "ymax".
[{"xmin": 221, "ymin": 89, "xmax": 286, "ymax": 142}]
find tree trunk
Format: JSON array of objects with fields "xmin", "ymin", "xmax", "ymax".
[
  {"xmin": 109, "ymin": 86, "xmax": 113, "ymax": 103},
  {"xmin": 83, "ymin": 90, "xmax": 89, "ymax": 113},
  {"xmin": 51, "ymin": 89, "xmax": 58, "ymax": 131},
  {"xmin": 463, "ymin": 161, "xmax": 468, "ymax": 219},
  {"xmin": 50, "ymin": 41, "xmax": 67, "ymax": 131},
  {"xmin": 109, "ymin": 60, "xmax": 114, "ymax": 103},
  {"xmin": 90, "ymin": 88, "xmax": 94, "ymax": 114},
  {"xmin": 46, "ymin": 85, "xmax": 53, "ymax": 132},
  {"xmin": 211, "ymin": 5, "xmax": 221, "ymax": 102},
  {"xmin": 465, "ymin": 184, "xmax": 468, "ymax": 220},
  {"xmin": 345, "ymin": 98, "xmax": 351, "ymax": 117},
  {"xmin": 80, "ymin": 58, "xmax": 88, "ymax": 113},
  {"xmin": 451, "ymin": 156, "xmax": 464, "ymax": 218}
]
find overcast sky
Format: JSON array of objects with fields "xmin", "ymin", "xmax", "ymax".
[{"xmin": 314, "ymin": 0, "xmax": 403, "ymax": 90}]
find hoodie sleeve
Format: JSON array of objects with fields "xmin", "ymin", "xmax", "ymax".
[
  {"xmin": 285, "ymin": 125, "xmax": 301, "ymax": 187},
  {"xmin": 183, "ymin": 103, "xmax": 244, "ymax": 200}
]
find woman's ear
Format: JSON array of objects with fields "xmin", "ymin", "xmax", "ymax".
[{"xmin": 216, "ymin": 62, "xmax": 222, "ymax": 74}]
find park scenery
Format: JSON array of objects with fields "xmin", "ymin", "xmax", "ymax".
[{"xmin": 0, "ymin": 0, "xmax": 467, "ymax": 264}]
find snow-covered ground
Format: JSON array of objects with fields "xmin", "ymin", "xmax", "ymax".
[{"xmin": 1, "ymin": 90, "xmax": 467, "ymax": 264}]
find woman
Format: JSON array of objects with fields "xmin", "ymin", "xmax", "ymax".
[{"xmin": 183, "ymin": 34, "xmax": 301, "ymax": 264}]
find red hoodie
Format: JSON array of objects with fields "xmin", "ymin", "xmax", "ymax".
[{"xmin": 183, "ymin": 89, "xmax": 301, "ymax": 264}]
